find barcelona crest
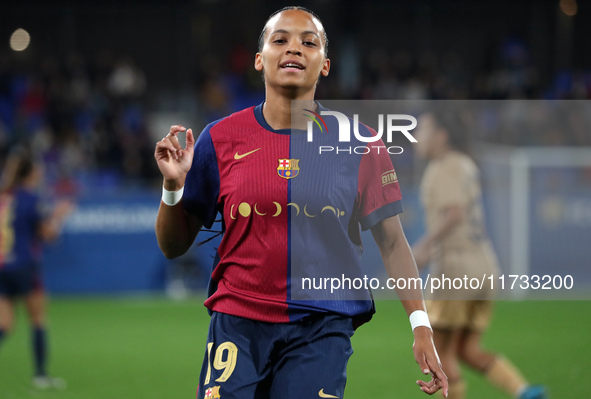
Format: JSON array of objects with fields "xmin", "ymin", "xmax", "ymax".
[
  {"xmin": 277, "ymin": 159, "xmax": 300, "ymax": 179},
  {"xmin": 204, "ymin": 386, "xmax": 221, "ymax": 399}
]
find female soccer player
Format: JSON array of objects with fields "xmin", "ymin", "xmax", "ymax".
[
  {"xmin": 155, "ymin": 7, "xmax": 447, "ymax": 398},
  {"xmin": 413, "ymin": 110, "xmax": 547, "ymax": 399},
  {"xmin": 0, "ymin": 147, "xmax": 73, "ymax": 389}
]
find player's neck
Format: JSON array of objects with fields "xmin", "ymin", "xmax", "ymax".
[{"xmin": 263, "ymin": 87, "xmax": 316, "ymax": 130}]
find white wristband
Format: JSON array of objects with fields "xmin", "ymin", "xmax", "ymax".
[
  {"xmin": 409, "ymin": 310, "xmax": 432, "ymax": 331},
  {"xmin": 162, "ymin": 186, "xmax": 184, "ymax": 206}
]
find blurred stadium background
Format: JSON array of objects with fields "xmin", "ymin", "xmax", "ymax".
[{"xmin": 1, "ymin": 0, "xmax": 590, "ymax": 398}]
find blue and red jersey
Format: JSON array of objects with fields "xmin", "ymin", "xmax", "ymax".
[
  {"xmin": 0, "ymin": 189, "xmax": 43, "ymax": 270},
  {"xmin": 183, "ymin": 103, "xmax": 403, "ymax": 323}
]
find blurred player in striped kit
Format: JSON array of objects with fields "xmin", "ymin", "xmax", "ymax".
[
  {"xmin": 0, "ymin": 147, "xmax": 73, "ymax": 389},
  {"xmin": 412, "ymin": 109, "xmax": 548, "ymax": 399}
]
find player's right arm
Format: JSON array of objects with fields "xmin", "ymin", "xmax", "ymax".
[{"xmin": 154, "ymin": 125, "xmax": 202, "ymax": 259}]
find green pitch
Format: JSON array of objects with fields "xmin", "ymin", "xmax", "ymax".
[{"xmin": 1, "ymin": 297, "xmax": 588, "ymax": 398}]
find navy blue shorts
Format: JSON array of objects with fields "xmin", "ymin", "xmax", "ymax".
[
  {"xmin": 0, "ymin": 266, "xmax": 41, "ymax": 298},
  {"xmin": 196, "ymin": 312, "xmax": 355, "ymax": 399}
]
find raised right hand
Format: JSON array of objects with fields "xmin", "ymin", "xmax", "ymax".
[{"xmin": 154, "ymin": 125, "xmax": 195, "ymax": 190}]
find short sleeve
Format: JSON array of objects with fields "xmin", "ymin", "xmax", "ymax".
[
  {"xmin": 357, "ymin": 138, "xmax": 403, "ymax": 231},
  {"xmin": 182, "ymin": 123, "xmax": 220, "ymax": 229}
]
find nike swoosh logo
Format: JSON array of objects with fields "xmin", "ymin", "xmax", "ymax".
[
  {"xmin": 318, "ymin": 389, "xmax": 339, "ymax": 398},
  {"xmin": 234, "ymin": 148, "xmax": 261, "ymax": 159}
]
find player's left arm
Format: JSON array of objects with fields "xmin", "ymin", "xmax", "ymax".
[
  {"xmin": 412, "ymin": 204, "xmax": 464, "ymax": 269},
  {"xmin": 371, "ymin": 215, "xmax": 448, "ymax": 397}
]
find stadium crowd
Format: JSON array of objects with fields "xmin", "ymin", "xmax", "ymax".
[
  {"xmin": 0, "ymin": 53, "xmax": 156, "ymax": 193},
  {"xmin": 0, "ymin": 36, "xmax": 590, "ymax": 191}
]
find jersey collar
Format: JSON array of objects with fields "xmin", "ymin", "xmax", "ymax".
[{"xmin": 254, "ymin": 102, "xmax": 324, "ymax": 135}]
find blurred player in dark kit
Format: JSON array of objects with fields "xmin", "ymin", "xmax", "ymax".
[
  {"xmin": 155, "ymin": 6, "xmax": 448, "ymax": 399},
  {"xmin": 413, "ymin": 109, "xmax": 547, "ymax": 399},
  {"xmin": 0, "ymin": 147, "xmax": 73, "ymax": 389}
]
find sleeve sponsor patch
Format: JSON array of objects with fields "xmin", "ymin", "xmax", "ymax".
[{"xmin": 381, "ymin": 170, "xmax": 398, "ymax": 187}]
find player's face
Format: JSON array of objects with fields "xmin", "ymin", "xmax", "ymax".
[
  {"xmin": 415, "ymin": 114, "xmax": 443, "ymax": 159},
  {"xmin": 255, "ymin": 10, "xmax": 330, "ymax": 93}
]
